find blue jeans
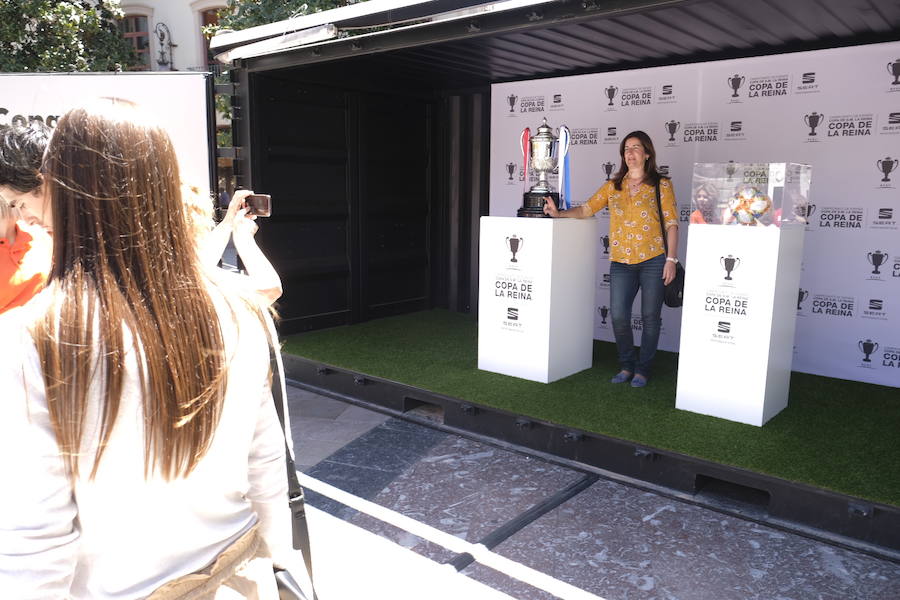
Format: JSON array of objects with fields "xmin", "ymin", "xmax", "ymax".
[{"xmin": 609, "ymin": 254, "xmax": 665, "ymax": 378}]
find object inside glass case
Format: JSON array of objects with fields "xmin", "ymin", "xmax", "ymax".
[{"xmin": 690, "ymin": 162, "xmax": 812, "ymax": 226}]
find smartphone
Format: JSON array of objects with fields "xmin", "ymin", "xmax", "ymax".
[{"xmin": 244, "ymin": 194, "xmax": 272, "ymax": 217}]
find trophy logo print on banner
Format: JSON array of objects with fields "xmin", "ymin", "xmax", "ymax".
[
  {"xmin": 726, "ymin": 160, "xmax": 737, "ymax": 180},
  {"xmin": 601, "ymin": 234, "xmax": 610, "ymax": 254},
  {"xmin": 602, "ymin": 161, "xmax": 615, "ymax": 180},
  {"xmin": 798, "ymin": 288, "xmax": 809, "ymax": 310},
  {"xmin": 506, "ymin": 235, "xmax": 522, "ymax": 263},
  {"xmin": 876, "ymin": 156, "xmax": 898, "ymax": 182},
  {"xmin": 598, "ymin": 305, "xmax": 609, "ymax": 324},
  {"xmin": 804, "ymin": 112, "xmax": 823, "ymax": 136},
  {"xmin": 728, "ymin": 74, "xmax": 745, "ymax": 97},
  {"xmin": 798, "ymin": 203, "xmax": 816, "ymax": 219},
  {"xmin": 505, "ymin": 162, "xmax": 516, "ymax": 181},
  {"xmin": 889, "ymin": 59, "xmax": 900, "ymax": 85},
  {"xmin": 507, "ymin": 94, "xmax": 518, "ymax": 113},
  {"xmin": 859, "ymin": 339, "xmax": 879, "ymax": 362},
  {"xmin": 721, "ymin": 254, "xmax": 741, "ymax": 280},
  {"xmin": 605, "ymin": 85, "xmax": 618, "ymax": 106},
  {"xmin": 664, "ymin": 120, "xmax": 680, "ymax": 141},
  {"xmin": 867, "ymin": 250, "xmax": 888, "ymax": 274}
]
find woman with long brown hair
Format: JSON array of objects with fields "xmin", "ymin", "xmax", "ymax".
[
  {"xmin": 0, "ymin": 99, "xmax": 300, "ymax": 599},
  {"xmin": 544, "ymin": 130, "xmax": 679, "ymax": 387}
]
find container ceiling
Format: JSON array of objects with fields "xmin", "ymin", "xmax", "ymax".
[{"xmin": 227, "ymin": 0, "xmax": 900, "ymax": 89}]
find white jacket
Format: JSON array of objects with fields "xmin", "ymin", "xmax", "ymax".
[{"xmin": 0, "ymin": 285, "xmax": 295, "ymax": 599}]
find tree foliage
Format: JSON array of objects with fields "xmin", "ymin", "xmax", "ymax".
[
  {"xmin": 208, "ymin": 1, "xmax": 353, "ymax": 35},
  {"xmin": 0, "ymin": 0, "xmax": 136, "ymax": 72}
]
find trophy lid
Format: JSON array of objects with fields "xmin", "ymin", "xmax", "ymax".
[{"xmin": 533, "ymin": 118, "xmax": 555, "ymax": 140}]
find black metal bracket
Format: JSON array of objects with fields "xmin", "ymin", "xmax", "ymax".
[
  {"xmin": 634, "ymin": 447, "xmax": 658, "ymax": 461},
  {"xmin": 849, "ymin": 502, "xmax": 874, "ymax": 519}
]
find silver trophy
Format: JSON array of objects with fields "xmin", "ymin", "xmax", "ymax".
[{"xmin": 518, "ymin": 118, "xmax": 562, "ymax": 217}]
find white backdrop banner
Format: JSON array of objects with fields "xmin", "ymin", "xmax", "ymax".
[
  {"xmin": 0, "ymin": 72, "xmax": 213, "ymax": 192},
  {"xmin": 490, "ymin": 41, "xmax": 900, "ymax": 387}
]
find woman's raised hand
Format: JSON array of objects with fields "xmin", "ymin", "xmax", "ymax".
[{"xmin": 542, "ymin": 197, "xmax": 559, "ymax": 217}]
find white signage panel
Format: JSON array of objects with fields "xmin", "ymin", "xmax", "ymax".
[
  {"xmin": 478, "ymin": 217, "xmax": 596, "ymax": 383},
  {"xmin": 0, "ymin": 72, "xmax": 213, "ymax": 192},
  {"xmin": 490, "ymin": 41, "xmax": 900, "ymax": 387},
  {"xmin": 676, "ymin": 225, "xmax": 804, "ymax": 425}
]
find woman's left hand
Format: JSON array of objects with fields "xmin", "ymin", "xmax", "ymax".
[
  {"xmin": 232, "ymin": 207, "xmax": 259, "ymax": 240},
  {"xmin": 662, "ymin": 260, "xmax": 676, "ymax": 286}
]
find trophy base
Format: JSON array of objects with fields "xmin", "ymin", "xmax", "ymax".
[{"xmin": 517, "ymin": 192, "xmax": 560, "ymax": 218}]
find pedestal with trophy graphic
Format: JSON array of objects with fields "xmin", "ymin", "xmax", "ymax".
[
  {"xmin": 675, "ymin": 162, "xmax": 812, "ymax": 426},
  {"xmin": 517, "ymin": 118, "xmax": 569, "ymax": 218},
  {"xmin": 477, "ymin": 216, "xmax": 597, "ymax": 383}
]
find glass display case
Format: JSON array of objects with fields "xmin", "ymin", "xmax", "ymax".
[{"xmin": 690, "ymin": 162, "xmax": 812, "ymax": 226}]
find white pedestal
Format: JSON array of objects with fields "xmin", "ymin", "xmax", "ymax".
[
  {"xmin": 675, "ymin": 224, "xmax": 805, "ymax": 426},
  {"xmin": 478, "ymin": 216, "xmax": 598, "ymax": 383}
]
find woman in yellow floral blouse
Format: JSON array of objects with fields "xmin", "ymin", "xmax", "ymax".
[{"xmin": 544, "ymin": 130, "xmax": 678, "ymax": 388}]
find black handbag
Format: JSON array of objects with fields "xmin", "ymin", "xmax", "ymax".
[
  {"xmin": 268, "ymin": 335, "xmax": 319, "ymax": 600},
  {"xmin": 655, "ymin": 179, "xmax": 686, "ymax": 308}
]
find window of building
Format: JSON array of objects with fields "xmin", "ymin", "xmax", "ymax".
[
  {"xmin": 202, "ymin": 8, "xmax": 220, "ymax": 67},
  {"xmin": 119, "ymin": 15, "xmax": 151, "ymax": 70}
]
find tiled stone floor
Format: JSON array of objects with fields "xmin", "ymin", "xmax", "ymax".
[{"xmin": 287, "ymin": 383, "xmax": 900, "ymax": 600}]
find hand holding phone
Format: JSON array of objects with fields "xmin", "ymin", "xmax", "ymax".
[{"xmin": 243, "ymin": 194, "xmax": 272, "ymax": 217}]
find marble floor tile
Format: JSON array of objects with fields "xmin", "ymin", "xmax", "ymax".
[
  {"xmin": 346, "ymin": 434, "xmax": 584, "ymax": 563},
  {"xmin": 472, "ymin": 480, "xmax": 900, "ymax": 600},
  {"xmin": 284, "ymin": 384, "xmax": 899, "ymax": 600}
]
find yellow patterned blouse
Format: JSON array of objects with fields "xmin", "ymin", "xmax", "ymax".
[{"xmin": 584, "ymin": 177, "xmax": 678, "ymax": 264}]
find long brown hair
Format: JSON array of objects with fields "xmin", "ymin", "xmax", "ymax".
[
  {"xmin": 34, "ymin": 99, "xmax": 229, "ymax": 481},
  {"xmin": 611, "ymin": 130, "xmax": 662, "ymax": 191}
]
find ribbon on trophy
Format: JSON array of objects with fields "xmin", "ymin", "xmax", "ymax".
[
  {"xmin": 557, "ymin": 125, "xmax": 571, "ymax": 210},
  {"xmin": 520, "ymin": 127, "xmax": 531, "ymax": 194}
]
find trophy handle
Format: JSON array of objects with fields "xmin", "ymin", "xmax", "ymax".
[
  {"xmin": 873, "ymin": 342, "xmax": 879, "ymax": 352},
  {"xmin": 720, "ymin": 257, "xmax": 726, "ymax": 268},
  {"xmin": 858, "ymin": 340, "xmax": 865, "ymax": 352},
  {"xmin": 890, "ymin": 63, "xmax": 895, "ymax": 75},
  {"xmin": 803, "ymin": 115, "xmax": 810, "ymax": 126},
  {"xmin": 517, "ymin": 238, "xmax": 524, "ymax": 251},
  {"xmin": 734, "ymin": 257, "xmax": 741, "ymax": 268},
  {"xmin": 867, "ymin": 252, "xmax": 873, "ymax": 264},
  {"xmin": 891, "ymin": 160, "xmax": 899, "ymax": 173}
]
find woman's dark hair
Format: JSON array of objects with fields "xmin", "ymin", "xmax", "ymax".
[
  {"xmin": 611, "ymin": 130, "xmax": 662, "ymax": 191},
  {"xmin": 0, "ymin": 122, "xmax": 51, "ymax": 193},
  {"xmin": 34, "ymin": 99, "xmax": 231, "ymax": 481}
]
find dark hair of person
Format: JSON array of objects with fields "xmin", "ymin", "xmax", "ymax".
[
  {"xmin": 34, "ymin": 99, "xmax": 233, "ymax": 481},
  {"xmin": 611, "ymin": 130, "xmax": 662, "ymax": 191},
  {"xmin": 0, "ymin": 122, "xmax": 51, "ymax": 192}
]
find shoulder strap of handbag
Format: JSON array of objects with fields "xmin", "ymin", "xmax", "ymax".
[
  {"xmin": 267, "ymin": 331, "xmax": 318, "ymax": 600},
  {"xmin": 655, "ymin": 179, "xmax": 670, "ymax": 257}
]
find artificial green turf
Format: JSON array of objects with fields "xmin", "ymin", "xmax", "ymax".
[{"xmin": 284, "ymin": 309, "xmax": 900, "ymax": 507}]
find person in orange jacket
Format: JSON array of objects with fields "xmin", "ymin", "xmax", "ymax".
[{"xmin": 0, "ymin": 123, "xmax": 52, "ymax": 314}]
